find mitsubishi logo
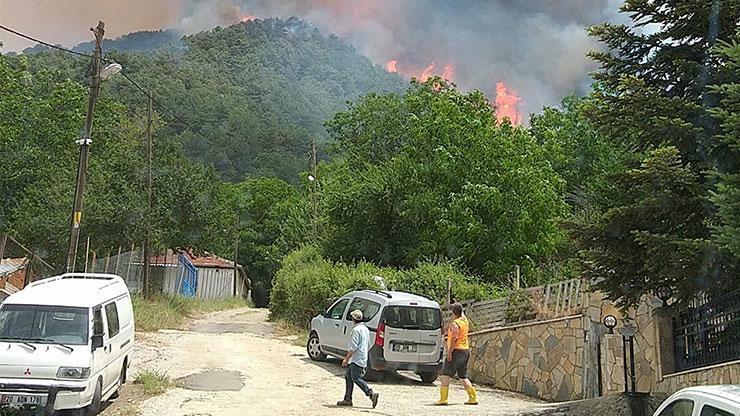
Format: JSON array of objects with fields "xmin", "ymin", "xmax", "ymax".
[{"xmin": 23, "ymin": 368, "xmax": 31, "ymax": 376}]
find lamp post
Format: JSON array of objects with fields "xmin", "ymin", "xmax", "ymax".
[
  {"xmin": 621, "ymin": 323, "xmax": 637, "ymax": 394},
  {"xmin": 65, "ymin": 20, "xmax": 122, "ymax": 272}
]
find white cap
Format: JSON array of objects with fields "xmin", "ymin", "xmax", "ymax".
[{"xmin": 350, "ymin": 309, "xmax": 363, "ymax": 321}]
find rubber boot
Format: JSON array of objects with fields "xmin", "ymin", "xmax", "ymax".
[
  {"xmin": 465, "ymin": 386, "xmax": 478, "ymax": 405},
  {"xmin": 435, "ymin": 386, "xmax": 449, "ymax": 406}
]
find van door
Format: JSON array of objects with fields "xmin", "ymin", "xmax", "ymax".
[
  {"xmin": 382, "ymin": 305, "xmax": 425, "ymax": 364},
  {"xmin": 321, "ymin": 298, "xmax": 350, "ymax": 355},
  {"xmin": 91, "ymin": 307, "xmax": 111, "ymax": 391},
  {"xmin": 343, "ymin": 297, "xmax": 382, "ymax": 351},
  {"xmin": 416, "ymin": 308, "xmax": 443, "ymax": 365},
  {"xmin": 103, "ymin": 300, "xmax": 122, "ymax": 393}
]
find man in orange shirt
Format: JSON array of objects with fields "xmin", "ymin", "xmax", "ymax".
[{"xmin": 435, "ymin": 302, "xmax": 478, "ymax": 405}]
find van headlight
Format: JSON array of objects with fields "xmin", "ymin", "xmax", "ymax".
[{"xmin": 57, "ymin": 367, "xmax": 91, "ymax": 379}]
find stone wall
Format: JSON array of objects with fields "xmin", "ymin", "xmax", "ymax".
[
  {"xmin": 655, "ymin": 361, "xmax": 740, "ymax": 393},
  {"xmin": 468, "ymin": 315, "xmax": 587, "ymax": 401}
]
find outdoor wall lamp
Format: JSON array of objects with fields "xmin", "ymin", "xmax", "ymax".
[{"xmin": 603, "ymin": 314, "xmax": 617, "ymax": 334}]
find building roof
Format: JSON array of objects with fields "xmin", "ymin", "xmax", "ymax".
[
  {"xmin": 4, "ymin": 274, "xmax": 128, "ymax": 308},
  {"xmin": 188, "ymin": 253, "xmax": 238, "ymax": 269},
  {"xmin": 0, "ymin": 258, "xmax": 27, "ymax": 276}
]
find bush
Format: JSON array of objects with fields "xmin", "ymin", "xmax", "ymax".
[{"xmin": 269, "ymin": 246, "xmax": 502, "ymax": 326}]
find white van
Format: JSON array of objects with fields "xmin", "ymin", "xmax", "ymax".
[{"xmin": 0, "ymin": 273, "xmax": 134, "ymax": 415}]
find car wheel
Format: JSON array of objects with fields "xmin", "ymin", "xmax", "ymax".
[
  {"xmin": 86, "ymin": 379, "xmax": 102, "ymax": 416},
  {"xmin": 307, "ymin": 332, "xmax": 327, "ymax": 361},
  {"xmin": 364, "ymin": 367, "xmax": 384, "ymax": 382},
  {"xmin": 418, "ymin": 371, "xmax": 438, "ymax": 384}
]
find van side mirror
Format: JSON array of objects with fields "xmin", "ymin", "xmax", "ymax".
[{"xmin": 91, "ymin": 335, "xmax": 104, "ymax": 350}]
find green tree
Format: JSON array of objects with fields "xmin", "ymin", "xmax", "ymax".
[
  {"xmin": 322, "ymin": 78, "xmax": 567, "ymax": 282},
  {"xmin": 578, "ymin": 1, "xmax": 740, "ymax": 307},
  {"xmin": 709, "ymin": 38, "xmax": 740, "ymax": 257}
]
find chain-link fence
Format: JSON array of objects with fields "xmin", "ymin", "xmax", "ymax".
[{"xmin": 87, "ymin": 245, "xmax": 146, "ymax": 294}]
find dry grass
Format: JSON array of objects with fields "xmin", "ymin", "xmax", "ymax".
[
  {"xmin": 274, "ymin": 320, "xmax": 309, "ymax": 347},
  {"xmin": 132, "ymin": 295, "xmax": 252, "ymax": 332}
]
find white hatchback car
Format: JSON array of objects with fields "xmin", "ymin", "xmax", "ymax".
[
  {"xmin": 652, "ymin": 385, "xmax": 740, "ymax": 416},
  {"xmin": 307, "ymin": 289, "xmax": 443, "ymax": 383}
]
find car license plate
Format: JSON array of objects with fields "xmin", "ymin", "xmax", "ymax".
[
  {"xmin": 392, "ymin": 344, "xmax": 417, "ymax": 353},
  {"xmin": 0, "ymin": 394, "xmax": 44, "ymax": 405}
]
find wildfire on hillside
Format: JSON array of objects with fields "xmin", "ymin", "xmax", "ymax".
[
  {"xmin": 386, "ymin": 60, "xmax": 455, "ymax": 82},
  {"xmin": 241, "ymin": 14, "xmax": 256, "ymax": 22},
  {"xmin": 494, "ymin": 81, "xmax": 522, "ymax": 126}
]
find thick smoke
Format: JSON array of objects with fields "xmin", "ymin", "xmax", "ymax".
[{"xmin": 0, "ymin": 0, "xmax": 628, "ymax": 117}]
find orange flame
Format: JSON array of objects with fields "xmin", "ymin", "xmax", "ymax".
[
  {"xmin": 418, "ymin": 62, "xmax": 436, "ymax": 82},
  {"xmin": 494, "ymin": 81, "xmax": 522, "ymax": 125},
  {"xmin": 241, "ymin": 14, "xmax": 256, "ymax": 22},
  {"xmin": 442, "ymin": 64, "xmax": 455, "ymax": 81},
  {"xmin": 386, "ymin": 60, "xmax": 398, "ymax": 73}
]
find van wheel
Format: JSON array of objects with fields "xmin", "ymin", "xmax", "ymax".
[
  {"xmin": 418, "ymin": 371, "xmax": 438, "ymax": 384},
  {"xmin": 364, "ymin": 368, "xmax": 384, "ymax": 382},
  {"xmin": 111, "ymin": 364, "xmax": 126, "ymax": 399},
  {"xmin": 86, "ymin": 380, "xmax": 102, "ymax": 416},
  {"xmin": 307, "ymin": 332, "xmax": 326, "ymax": 361}
]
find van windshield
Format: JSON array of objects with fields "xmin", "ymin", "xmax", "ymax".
[
  {"xmin": 384, "ymin": 306, "xmax": 441, "ymax": 330},
  {"xmin": 0, "ymin": 304, "xmax": 90, "ymax": 346}
]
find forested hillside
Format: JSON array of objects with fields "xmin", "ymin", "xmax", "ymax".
[{"xmin": 15, "ymin": 18, "xmax": 405, "ymax": 182}]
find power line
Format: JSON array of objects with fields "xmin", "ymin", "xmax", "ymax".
[
  {"xmin": 0, "ymin": 23, "xmax": 220, "ymax": 148},
  {"xmin": 0, "ymin": 24, "xmax": 93, "ymax": 58},
  {"xmin": 118, "ymin": 72, "xmax": 217, "ymax": 145}
]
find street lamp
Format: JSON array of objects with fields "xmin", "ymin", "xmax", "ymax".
[{"xmin": 100, "ymin": 63, "xmax": 122, "ymax": 81}]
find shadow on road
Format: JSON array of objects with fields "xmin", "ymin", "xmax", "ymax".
[{"xmin": 300, "ymin": 357, "xmax": 436, "ymax": 387}]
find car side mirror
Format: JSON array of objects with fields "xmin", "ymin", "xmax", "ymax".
[{"xmin": 91, "ymin": 335, "xmax": 104, "ymax": 350}]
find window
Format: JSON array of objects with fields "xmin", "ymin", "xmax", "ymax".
[
  {"xmin": 93, "ymin": 308, "xmax": 104, "ymax": 336},
  {"xmin": 0, "ymin": 305, "xmax": 89, "ymax": 345},
  {"xmin": 700, "ymin": 405, "xmax": 734, "ymax": 416},
  {"xmin": 658, "ymin": 399, "xmax": 695, "ymax": 416},
  {"xmin": 105, "ymin": 302, "xmax": 120, "ymax": 338},
  {"xmin": 345, "ymin": 297, "xmax": 381, "ymax": 322},
  {"xmin": 327, "ymin": 299, "xmax": 349, "ymax": 320},
  {"xmin": 384, "ymin": 306, "xmax": 441, "ymax": 330}
]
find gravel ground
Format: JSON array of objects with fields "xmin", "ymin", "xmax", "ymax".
[{"xmin": 108, "ymin": 307, "xmax": 547, "ymax": 416}]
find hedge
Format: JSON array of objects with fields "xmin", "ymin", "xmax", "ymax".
[{"xmin": 269, "ymin": 246, "xmax": 502, "ymax": 326}]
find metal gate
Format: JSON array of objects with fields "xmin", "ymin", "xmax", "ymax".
[
  {"xmin": 176, "ymin": 254, "xmax": 198, "ymax": 297},
  {"xmin": 673, "ymin": 289, "xmax": 740, "ymax": 372}
]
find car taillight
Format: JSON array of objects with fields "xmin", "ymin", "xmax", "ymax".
[{"xmin": 375, "ymin": 321, "xmax": 386, "ymax": 347}]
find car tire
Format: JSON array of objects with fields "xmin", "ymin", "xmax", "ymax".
[
  {"xmin": 307, "ymin": 332, "xmax": 327, "ymax": 361},
  {"xmin": 86, "ymin": 379, "xmax": 102, "ymax": 416},
  {"xmin": 364, "ymin": 367, "xmax": 384, "ymax": 382},
  {"xmin": 418, "ymin": 371, "xmax": 438, "ymax": 384}
]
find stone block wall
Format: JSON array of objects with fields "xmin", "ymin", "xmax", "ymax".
[
  {"xmin": 468, "ymin": 315, "xmax": 586, "ymax": 401},
  {"xmin": 655, "ymin": 361, "xmax": 740, "ymax": 393},
  {"xmin": 600, "ymin": 334, "xmax": 626, "ymax": 395}
]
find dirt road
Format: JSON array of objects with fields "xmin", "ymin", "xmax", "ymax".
[{"xmin": 120, "ymin": 308, "xmax": 549, "ymax": 416}]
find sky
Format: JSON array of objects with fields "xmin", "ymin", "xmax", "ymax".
[{"xmin": 0, "ymin": 0, "xmax": 630, "ymax": 120}]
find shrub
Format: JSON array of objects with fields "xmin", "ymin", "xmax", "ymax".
[{"xmin": 269, "ymin": 246, "xmax": 503, "ymax": 326}]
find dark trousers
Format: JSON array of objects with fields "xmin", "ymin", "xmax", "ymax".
[{"xmin": 344, "ymin": 363, "xmax": 373, "ymax": 401}]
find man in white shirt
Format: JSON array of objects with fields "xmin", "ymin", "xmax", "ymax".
[{"xmin": 337, "ymin": 309, "xmax": 380, "ymax": 408}]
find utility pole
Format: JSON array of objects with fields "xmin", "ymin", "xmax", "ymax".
[
  {"xmin": 233, "ymin": 215, "xmax": 239, "ymax": 297},
  {"xmin": 142, "ymin": 95, "xmax": 153, "ymax": 296},
  {"xmin": 65, "ymin": 21, "xmax": 105, "ymax": 273},
  {"xmin": 310, "ymin": 137, "xmax": 318, "ymax": 237}
]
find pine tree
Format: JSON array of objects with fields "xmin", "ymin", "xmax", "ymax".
[
  {"xmin": 576, "ymin": 0, "xmax": 740, "ymax": 307},
  {"xmin": 710, "ymin": 38, "xmax": 740, "ymax": 257}
]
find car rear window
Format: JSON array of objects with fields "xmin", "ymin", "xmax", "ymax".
[{"xmin": 383, "ymin": 306, "xmax": 441, "ymax": 330}]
